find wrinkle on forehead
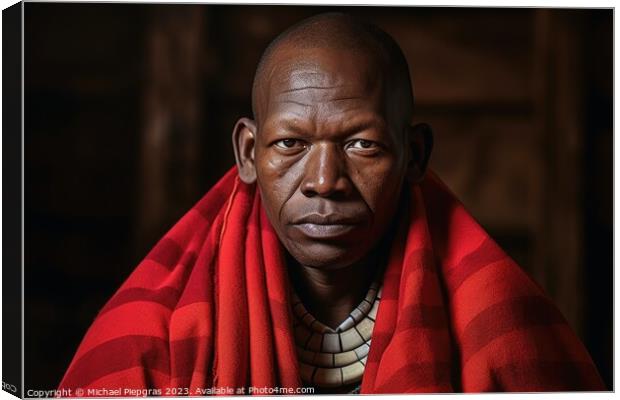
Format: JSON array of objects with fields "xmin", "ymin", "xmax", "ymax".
[
  {"xmin": 271, "ymin": 51, "xmax": 381, "ymax": 100},
  {"xmin": 254, "ymin": 45, "xmax": 391, "ymax": 129},
  {"xmin": 273, "ymin": 70, "xmax": 363, "ymax": 96},
  {"xmin": 277, "ymin": 71, "xmax": 344, "ymax": 93}
]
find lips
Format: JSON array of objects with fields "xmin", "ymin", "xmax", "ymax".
[{"xmin": 290, "ymin": 213, "xmax": 364, "ymax": 240}]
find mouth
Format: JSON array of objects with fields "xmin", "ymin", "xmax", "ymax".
[
  {"xmin": 292, "ymin": 223, "xmax": 358, "ymax": 239},
  {"xmin": 290, "ymin": 214, "xmax": 364, "ymax": 240}
]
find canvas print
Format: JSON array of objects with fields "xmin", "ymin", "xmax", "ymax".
[{"xmin": 3, "ymin": 3, "xmax": 613, "ymax": 397}]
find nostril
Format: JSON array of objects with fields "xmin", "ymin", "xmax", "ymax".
[{"xmin": 302, "ymin": 190, "xmax": 317, "ymax": 198}]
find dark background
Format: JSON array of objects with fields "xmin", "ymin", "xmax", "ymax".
[{"xmin": 24, "ymin": 4, "xmax": 613, "ymax": 391}]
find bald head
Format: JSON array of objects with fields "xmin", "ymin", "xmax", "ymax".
[{"xmin": 251, "ymin": 13, "xmax": 414, "ymax": 127}]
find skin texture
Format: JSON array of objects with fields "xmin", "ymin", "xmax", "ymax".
[{"xmin": 232, "ymin": 18, "xmax": 432, "ymax": 332}]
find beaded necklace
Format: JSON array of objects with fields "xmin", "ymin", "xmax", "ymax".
[{"xmin": 292, "ymin": 281, "xmax": 382, "ymax": 389}]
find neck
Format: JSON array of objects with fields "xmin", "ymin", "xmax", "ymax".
[
  {"xmin": 287, "ymin": 200, "xmax": 403, "ymax": 330},
  {"xmin": 288, "ymin": 250, "xmax": 379, "ymax": 329}
]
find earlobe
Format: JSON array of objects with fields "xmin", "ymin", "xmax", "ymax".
[
  {"xmin": 406, "ymin": 122, "xmax": 433, "ymax": 184},
  {"xmin": 232, "ymin": 117, "xmax": 258, "ymax": 184}
]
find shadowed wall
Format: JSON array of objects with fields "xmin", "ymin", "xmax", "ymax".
[{"xmin": 24, "ymin": 4, "xmax": 612, "ymax": 391}]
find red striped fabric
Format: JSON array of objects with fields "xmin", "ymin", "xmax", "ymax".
[{"xmin": 58, "ymin": 168, "xmax": 605, "ymax": 394}]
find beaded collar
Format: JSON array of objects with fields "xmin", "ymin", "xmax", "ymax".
[{"xmin": 291, "ymin": 282, "xmax": 382, "ymax": 389}]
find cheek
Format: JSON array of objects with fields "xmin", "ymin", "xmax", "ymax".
[
  {"xmin": 351, "ymin": 156, "xmax": 405, "ymax": 213},
  {"xmin": 258, "ymin": 147, "xmax": 303, "ymax": 180},
  {"xmin": 256, "ymin": 150, "xmax": 304, "ymax": 218}
]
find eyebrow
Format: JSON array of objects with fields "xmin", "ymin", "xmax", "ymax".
[
  {"xmin": 271, "ymin": 120, "xmax": 310, "ymax": 135},
  {"xmin": 271, "ymin": 117, "xmax": 386, "ymax": 138},
  {"xmin": 340, "ymin": 119, "xmax": 383, "ymax": 136}
]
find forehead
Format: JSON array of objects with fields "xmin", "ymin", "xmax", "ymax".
[
  {"xmin": 270, "ymin": 47, "xmax": 381, "ymax": 89},
  {"xmin": 263, "ymin": 47, "xmax": 386, "ymax": 119}
]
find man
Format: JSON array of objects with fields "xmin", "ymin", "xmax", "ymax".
[{"xmin": 59, "ymin": 13, "xmax": 604, "ymax": 394}]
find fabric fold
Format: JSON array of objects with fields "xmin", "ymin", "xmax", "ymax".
[{"xmin": 58, "ymin": 168, "xmax": 605, "ymax": 395}]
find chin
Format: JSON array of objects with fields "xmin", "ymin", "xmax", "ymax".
[{"xmin": 286, "ymin": 240, "xmax": 369, "ymax": 270}]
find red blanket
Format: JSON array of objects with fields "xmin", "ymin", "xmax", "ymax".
[{"xmin": 59, "ymin": 168, "xmax": 604, "ymax": 394}]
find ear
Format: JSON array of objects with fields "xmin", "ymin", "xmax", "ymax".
[
  {"xmin": 405, "ymin": 122, "xmax": 433, "ymax": 184},
  {"xmin": 232, "ymin": 117, "xmax": 258, "ymax": 184}
]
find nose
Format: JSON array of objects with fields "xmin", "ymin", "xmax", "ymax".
[{"xmin": 301, "ymin": 143, "xmax": 352, "ymax": 198}]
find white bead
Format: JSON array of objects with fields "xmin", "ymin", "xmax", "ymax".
[{"xmin": 322, "ymin": 333, "xmax": 341, "ymax": 353}]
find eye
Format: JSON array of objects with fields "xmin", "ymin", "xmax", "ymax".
[
  {"xmin": 347, "ymin": 139, "xmax": 377, "ymax": 150},
  {"xmin": 274, "ymin": 138, "xmax": 306, "ymax": 150}
]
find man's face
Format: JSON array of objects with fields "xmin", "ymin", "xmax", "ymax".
[{"xmin": 253, "ymin": 47, "xmax": 408, "ymax": 269}]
